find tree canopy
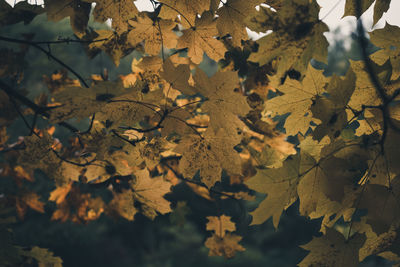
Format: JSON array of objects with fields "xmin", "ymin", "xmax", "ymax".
[{"xmin": 1, "ymin": 0, "xmax": 400, "ymax": 266}]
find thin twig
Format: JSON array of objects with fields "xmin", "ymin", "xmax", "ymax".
[
  {"xmin": 0, "ymin": 79, "xmax": 80, "ymax": 133},
  {"xmin": 0, "ymin": 35, "xmax": 89, "ymax": 88},
  {"xmin": 32, "ymin": 38, "xmax": 109, "ymax": 45},
  {"xmin": 52, "ymin": 149, "xmax": 97, "ymax": 167},
  {"xmin": 161, "ymin": 160, "xmax": 239, "ymax": 200},
  {"xmin": 111, "ymin": 129, "xmax": 145, "ymax": 146}
]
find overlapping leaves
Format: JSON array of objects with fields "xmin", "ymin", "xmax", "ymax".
[{"xmin": 2, "ymin": 0, "xmax": 400, "ymax": 266}]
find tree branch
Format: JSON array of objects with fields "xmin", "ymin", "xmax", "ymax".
[{"xmin": 0, "ymin": 35, "xmax": 89, "ymax": 88}]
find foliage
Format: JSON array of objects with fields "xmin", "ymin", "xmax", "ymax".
[{"xmin": 1, "ymin": 0, "xmax": 400, "ymax": 266}]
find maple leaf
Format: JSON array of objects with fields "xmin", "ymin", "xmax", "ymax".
[
  {"xmin": 247, "ymin": 141, "xmax": 287, "ymax": 169},
  {"xmin": 298, "ymin": 136, "xmax": 330, "ymax": 161},
  {"xmin": 127, "ymin": 15, "xmax": 178, "ymax": 55},
  {"xmin": 98, "ymin": 89, "xmax": 163, "ymax": 130},
  {"xmin": 353, "ymin": 218, "xmax": 400, "ymax": 262},
  {"xmin": 244, "ymin": 4, "xmax": 276, "ymax": 33},
  {"xmin": 248, "ymin": 0, "xmax": 328, "ymax": 76},
  {"xmin": 309, "ymin": 186, "xmax": 358, "ymax": 233},
  {"xmin": 63, "ymin": 138, "xmax": 138, "ymax": 185},
  {"xmin": 370, "ymin": 23, "xmax": 400, "ymax": 80},
  {"xmin": 44, "ymin": 0, "xmax": 91, "ymax": 37},
  {"xmin": 132, "ymin": 169, "xmax": 172, "ymax": 218},
  {"xmin": 216, "ymin": 0, "xmax": 263, "ymax": 47},
  {"xmin": 177, "ymin": 11, "xmax": 227, "ymax": 64},
  {"xmin": 359, "ymin": 177, "xmax": 400, "ymax": 235},
  {"xmin": 206, "ymin": 215, "xmax": 236, "ymax": 238},
  {"xmin": 311, "ymin": 68, "xmax": 356, "ymax": 141},
  {"xmin": 158, "ymin": 0, "xmax": 210, "ymax": 28},
  {"xmin": 17, "ymin": 133, "xmax": 60, "ymax": 176},
  {"xmin": 81, "ymin": 158, "xmax": 130, "ymax": 183},
  {"xmin": 343, "ymin": 0, "xmax": 390, "ymax": 26},
  {"xmin": 86, "ymin": 29, "xmax": 136, "ymax": 66},
  {"xmin": 136, "ymin": 137, "xmax": 175, "ymax": 169},
  {"xmin": 362, "ymin": 129, "xmax": 400, "ymax": 187},
  {"xmin": 160, "ymin": 58, "xmax": 195, "ymax": 95},
  {"xmin": 297, "ymin": 150, "xmax": 363, "ymax": 217},
  {"xmin": 265, "ymin": 64, "xmax": 328, "ymax": 136},
  {"xmin": 245, "ymin": 154, "xmax": 300, "ymax": 227},
  {"xmin": 128, "ymin": 56, "xmax": 172, "ymax": 95},
  {"xmin": 174, "ymin": 129, "xmax": 242, "ymax": 188},
  {"xmin": 50, "ymin": 79, "xmax": 135, "ymax": 123},
  {"xmin": 347, "ymin": 60, "xmax": 393, "ymax": 111},
  {"xmin": 205, "ymin": 233, "xmax": 245, "ymax": 259},
  {"xmin": 83, "ymin": 0, "xmax": 138, "ymax": 34},
  {"xmin": 193, "ymin": 68, "xmax": 249, "ymax": 141},
  {"xmin": 299, "ymin": 227, "xmax": 365, "ymax": 267},
  {"xmin": 49, "ymin": 85, "xmax": 99, "ymax": 123},
  {"xmin": 154, "ymin": 107, "xmax": 193, "ymax": 137},
  {"xmin": 76, "ymin": 122, "xmax": 114, "ymax": 161},
  {"xmin": 107, "ymin": 189, "xmax": 137, "ymax": 221}
]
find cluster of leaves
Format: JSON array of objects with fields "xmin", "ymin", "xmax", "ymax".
[{"xmin": 1, "ymin": 0, "xmax": 400, "ymax": 265}]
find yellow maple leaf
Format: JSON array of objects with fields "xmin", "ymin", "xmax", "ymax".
[
  {"xmin": 216, "ymin": 0, "xmax": 263, "ymax": 47},
  {"xmin": 84, "ymin": 0, "xmax": 138, "ymax": 34},
  {"xmin": 174, "ymin": 129, "xmax": 242, "ymax": 188},
  {"xmin": 177, "ymin": 11, "xmax": 226, "ymax": 64},
  {"xmin": 128, "ymin": 15, "xmax": 177, "ymax": 55},
  {"xmin": 265, "ymin": 64, "xmax": 328, "ymax": 136},
  {"xmin": 206, "ymin": 215, "xmax": 236, "ymax": 238},
  {"xmin": 205, "ymin": 233, "xmax": 245, "ymax": 258},
  {"xmin": 132, "ymin": 169, "xmax": 172, "ymax": 216},
  {"xmin": 158, "ymin": 0, "xmax": 210, "ymax": 28}
]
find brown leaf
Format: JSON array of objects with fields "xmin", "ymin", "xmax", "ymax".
[
  {"xmin": 45, "ymin": 0, "xmax": 91, "ymax": 37},
  {"xmin": 128, "ymin": 15, "xmax": 177, "ymax": 55},
  {"xmin": 84, "ymin": 0, "xmax": 138, "ymax": 34},
  {"xmin": 132, "ymin": 169, "xmax": 172, "ymax": 216},
  {"xmin": 107, "ymin": 189, "xmax": 137, "ymax": 221},
  {"xmin": 158, "ymin": 0, "xmax": 210, "ymax": 28},
  {"xmin": 174, "ymin": 129, "xmax": 242, "ymax": 188},
  {"xmin": 177, "ymin": 11, "xmax": 226, "ymax": 64},
  {"xmin": 206, "ymin": 215, "xmax": 236, "ymax": 238},
  {"xmin": 299, "ymin": 228, "xmax": 365, "ymax": 267},
  {"xmin": 205, "ymin": 233, "xmax": 245, "ymax": 258}
]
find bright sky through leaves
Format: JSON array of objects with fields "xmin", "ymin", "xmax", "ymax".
[{"xmin": 8, "ymin": 0, "xmax": 400, "ymax": 43}]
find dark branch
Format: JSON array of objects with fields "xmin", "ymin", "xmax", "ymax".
[
  {"xmin": 161, "ymin": 160, "xmax": 239, "ymax": 201},
  {"xmin": 32, "ymin": 37, "xmax": 109, "ymax": 45},
  {"xmin": 0, "ymin": 79, "xmax": 80, "ymax": 133},
  {"xmin": 0, "ymin": 35, "xmax": 89, "ymax": 88},
  {"xmin": 111, "ymin": 129, "xmax": 146, "ymax": 146},
  {"xmin": 52, "ymin": 149, "xmax": 97, "ymax": 167}
]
